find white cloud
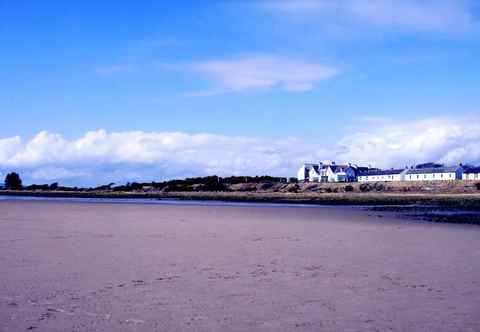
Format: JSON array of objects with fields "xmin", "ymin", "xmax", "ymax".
[
  {"xmin": 0, "ymin": 136, "xmax": 22, "ymax": 162},
  {"xmin": 1, "ymin": 117, "xmax": 479, "ymax": 185},
  {"xmin": 336, "ymin": 117, "xmax": 480, "ymax": 167},
  {"xmin": 0, "ymin": 130, "xmax": 321, "ymax": 185},
  {"xmin": 266, "ymin": 0, "xmax": 474, "ymax": 32},
  {"xmin": 30, "ymin": 167, "xmax": 89, "ymax": 182},
  {"xmin": 187, "ymin": 56, "xmax": 339, "ymax": 95}
]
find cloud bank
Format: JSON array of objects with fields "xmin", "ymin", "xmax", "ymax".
[
  {"xmin": 265, "ymin": 0, "xmax": 474, "ymax": 32},
  {"xmin": 337, "ymin": 118, "xmax": 480, "ymax": 167},
  {"xmin": 0, "ymin": 118, "xmax": 479, "ymax": 185},
  {"xmin": 187, "ymin": 56, "xmax": 339, "ymax": 95}
]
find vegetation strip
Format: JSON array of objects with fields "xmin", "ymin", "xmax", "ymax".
[{"xmin": 1, "ymin": 190, "xmax": 480, "ymax": 210}]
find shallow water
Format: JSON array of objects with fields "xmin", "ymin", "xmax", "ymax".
[
  {"xmin": 0, "ymin": 195, "xmax": 336, "ymax": 208},
  {"xmin": 367, "ymin": 205, "xmax": 480, "ymax": 224},
  {"xmin": 1, "ymin": 200, "xmax": 480, "ymax": 331}
]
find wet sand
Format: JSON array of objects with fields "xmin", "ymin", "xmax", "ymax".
[{"xmin": 1, "ymin": 200, "xmax": 480, "ymax": 331}]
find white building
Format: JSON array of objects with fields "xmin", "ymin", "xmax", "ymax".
[
  {"xmin": 297, "ymin": 162, "xmax": 358, "ymax": 183},
  {"xmin": 462, "ymin": 167, "xmax": 480, "ymax": 180},
  {"xmin": 327, "ymin": 164, "xmax": 357, "ymax": 182},
  {"xmin": 358, "ymin": 169, "xmax": 408, "ymax": 182},
  {"xmin": 297, "ymin": 163, "xmax": 319, "ymax": 182},
  {"xmin": 298, "ymin": 162, "xmax": 469, "ymax": 183},
  {"xmin": 404, "ymin": 166, "xmax": 463, "ymax": 181}
]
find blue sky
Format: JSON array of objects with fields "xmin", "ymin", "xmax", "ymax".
[{"xmin": 1, "ymin": 1, "xmax": 480, "ymax": 185}]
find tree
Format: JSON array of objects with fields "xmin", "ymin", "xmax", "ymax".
[{"xmin": 4, "ymin": 172, "xmax": 23, "ymax": 190}]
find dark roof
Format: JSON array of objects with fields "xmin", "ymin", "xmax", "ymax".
[
  {"xmin": 464, "ymin": 167, "xmax": 480, "ymax": 174},
  {"xmin": 329, "ymin": 165, "xmax": 348, "ymax": 172},
  {"xmin": 406, "ymin": 166, "xmax": 460, "ymax": 175},
  {"xmin": 355, "ymin": 167, "xmax": 370, "ymax": 171},
  {"xmin": 354, "ymin": 167, "xmax": 370, "ymax": 175},
  {"xmin": 303, "ymin": 163, "xmax": 318, "ymax": 170},
  {"xmin": 415, "ymin": 162, "xmax": 444, "ymax": 169},
  {"xmin": 358, "ymin": 169, "xmax": 405, "ymax": 176}
]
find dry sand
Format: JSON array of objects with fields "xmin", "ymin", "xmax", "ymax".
[{"xmin": 1, "ymin": 200, "xmax": 479, "ymax": 331}]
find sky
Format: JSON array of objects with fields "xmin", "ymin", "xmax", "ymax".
[{"xmin": 1, "ymin": 0, "xmax": 480, "ymax": 186}]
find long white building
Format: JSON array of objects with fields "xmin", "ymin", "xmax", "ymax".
[
  {"xmin": 404, "ymin": 166, "xmax": 463, "ymax": 181},
  {"xmin": 463, "ymin": 167, "xmax": 480, "ymax": 180},
  {"xmin": 358, "ymin": 169, "xmax": 408, "ymax": 182}
]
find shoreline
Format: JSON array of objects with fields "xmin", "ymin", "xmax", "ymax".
[
  {"xmin": 2, "ymin": 190, "xmax": 480, "ymax": 210},
  {"xmin": 3, "ymin": 192, "xmax": 480, "ymax": 225}
]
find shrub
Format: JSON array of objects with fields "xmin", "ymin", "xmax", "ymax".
[
  {"xmin": 258, "ymin": 182, "xmax": 275, "ymax": 191},
  {"xmin": 476, "ymin": 183, "xmax": 480, "ymax": 191},
  {"xmin": 374, "ymin": 183, "xmax": 385, "ymax": 192},
  {"xmin": 286, "ymin": 184, "xmax": 299, "ymax": 193},
  {"xmin": 344, "ymin": 185, "xmax": 354, "ymax": 192},
  {"xmin": 359, "ymin": 183, "xmax": 372, "ymax": 192}
]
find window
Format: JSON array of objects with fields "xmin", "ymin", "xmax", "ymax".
[
  {"xmin": 417, "ymin": 175, "xmax": 419, "ymax": 179},
  {"xmin": 424, "ymin": 174, "xmax": 427, "ymax": 179}
]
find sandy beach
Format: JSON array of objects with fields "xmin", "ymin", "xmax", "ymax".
[{"xmin": 1, "ymin": 200, "xmax": 480, "ymax": 331}]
